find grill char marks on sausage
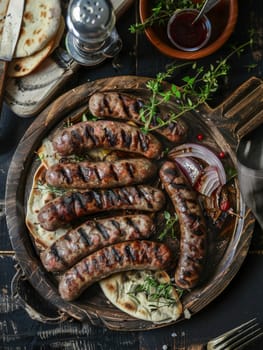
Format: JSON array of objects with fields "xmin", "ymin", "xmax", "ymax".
[
  {"xmin": 52, "ymin": 120, "xmax": 162, "ymax": 159},
  {"xmin": 88, "ymin": 92, "xmax": 188, "ymax": 143},
  {"xmin": 45, "ymin": 158, "xmax": 156, "ymax": 189},
  {"xmin": 58, "ymin": 240, "xmax": 172, "ymax": 301},
  {"xmin": 37, "ymin": 185, "xmax": 166, "ymax": 231},
  {"xmin": 159, "ymin": 161, "xmax": 207, "ymax": 290},
  {"xmin": 40, "ymin": 214, "xmax": 154, "ymax": 272},
  {"xmin": 90, "ymin": 92, "xmax": 144, "ymax": 119}
]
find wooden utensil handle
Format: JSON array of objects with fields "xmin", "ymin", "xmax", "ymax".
[
  {"xmin": 0, "ymin": 60, "xmax": 8, "ymax": 112},
  {"xmin": 213, "ymin": 77, "xmax": 263, "ymax": 144}
]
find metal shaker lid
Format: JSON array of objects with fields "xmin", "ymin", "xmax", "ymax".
[{"xmin": 67, "ymin": 0, "xmax": 116, "ymax": 43}]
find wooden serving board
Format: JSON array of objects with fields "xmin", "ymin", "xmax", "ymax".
[{"xmin": 5, "ymin": 76, "xmax": 263, "ymax": 331}]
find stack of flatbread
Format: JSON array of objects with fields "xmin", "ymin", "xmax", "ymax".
[{"xmin": 0, "ymin": 0, "xmax": 64, "ymax": 77}]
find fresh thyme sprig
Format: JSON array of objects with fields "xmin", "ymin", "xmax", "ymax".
[
  {"xmin": 129, "ymin": 0, "xmax": 200, "ymax": 33},
  {"xmin": 140, "ymin": 39, "xmax": 253, "ymax": 133},
  {"xmin": 158, "ymin": 210, "xmax": 178, "ymax": 240}
]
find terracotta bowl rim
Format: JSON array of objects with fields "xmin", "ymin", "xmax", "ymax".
[{"xmin": 139, "ymin": 0, "xmax": 239, "ymax": 60}]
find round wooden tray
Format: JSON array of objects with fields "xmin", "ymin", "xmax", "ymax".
[{"xmin": 6, "ymin": 76, "xmax": 262, "ymax": 330}]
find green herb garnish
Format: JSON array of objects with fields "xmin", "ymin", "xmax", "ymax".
[
  {"xmin": 127, "ymin": 275, "xmax": 180, "ymax": 311},
  {"xmin": 129, "ymin": 0, "xmax": 201, "ymax": 33},
  {"xmin": 158, "ymin": 210, "xmax": 178, "ymax": 240},
  {"xmin": 36, "ymin": 181, "xmax": 67, "ymax": 196},
  {"xmin": 139, "ymin": 39, "xmax": 253, "ymax": 134},
  {"xmin": 82, "ymin": 112, "xmax": 98, "ymax": 121}
]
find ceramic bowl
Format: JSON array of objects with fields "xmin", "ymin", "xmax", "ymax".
[{"xmin": 139, "ymin": 0, "xmax": 238, "ymax": 60}]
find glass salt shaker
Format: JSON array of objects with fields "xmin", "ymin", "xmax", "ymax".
[{"xmin": 65, "ymin": 0, "xmax": 122, "ymax": 66}]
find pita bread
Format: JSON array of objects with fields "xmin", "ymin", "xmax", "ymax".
[
  {"xmin": 37, "ymin": 136, "xmax": 65, "ymax": 168},
  {"xmin": 14, "ymin": 0, "xmax": 61, "ymax": 58},
  {"xmin": 0, "ymin": 0, "xmax": 8, "ymax": 21},
  {"xmin": 7, "ymin": 16, "xmax": 65, "ymax": 78},
  {"xmin": 0, "ymin": 0, "xmax": 9, "ymax": 36},
  {"xmin": 100, "ymin": 270, "xmax": 182, "ymax": 323},
  {"xmin": 26, "ymin": 163, "xmax": 71, "ymax": 250}
]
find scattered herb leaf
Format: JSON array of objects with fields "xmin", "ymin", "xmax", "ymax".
[
  {"xmin": 36, "ymin": 181, "xmax": 67, "ymax": 196},
  {"xmin": 158, "ymin": 210, "xmax": 178, "ymax": 240}
]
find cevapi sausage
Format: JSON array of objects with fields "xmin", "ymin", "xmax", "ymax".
[
  {"xmin": 88, "ymin": 92, "xmax": 188, "ymax": 143},
  {"xmin": 45, "ymin": 158, "xmax": 157, "ymax": 189},
  {"xmin": 40, "ymin": 214, "xmax": 154, "ymax": 272},
  {"xmin": 89, "ymin": 92, "xmax": 144, "ymax": 120},
  {"xmin": 37, "ymin": 185, "xmax": 166, "ymax": 231},
  {"xmin": 159, "ymin": 161, "xmax": 207, "ymax": 289},
  {"xmin": 52, "ymin": 120, "xmax": 162, "ymax": 159},
  {"xmin": 58, "ymin": 240, "xmax": 172, "ymax": 301}
]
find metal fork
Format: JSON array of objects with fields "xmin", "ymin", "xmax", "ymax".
[
  {"xmin": 207, "ymin": 318, "xmax": 263, "ymax": 349},
  {"xmin": 192, "ymin": 0, "xmax": 221, "ymax": 25}
]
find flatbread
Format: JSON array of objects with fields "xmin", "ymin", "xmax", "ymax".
[
  {"xmin": 100, "ymin": 270, "xmax": 182, "ymax": 323},
  {"xmin": 14, "ymin": 0, "xmax": 61, "ymax": 58},
  {"xmin": 0, "ymin": 0, "xmax": 9, "ymax": 36},
  {"xmin": 37, "ymin": 137, "xmax": 61, "ymax": 167},
  {"xmin": 7, "ymin": 16, "xmax": 65, "ymax": 77},
  {"xmin": 26, "ymin": 163, "xmax": 70, "ymax": 250}
]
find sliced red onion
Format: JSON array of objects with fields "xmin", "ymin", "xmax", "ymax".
[
  {"xmin": 195, "ymin": 166, "xmax": 221, "ymax": 197},
  {"xmin": 169, "ymin": 143, "xmax": 227, "ymax": 185},
  {"xmin": 174, "ymin": 156, "xmax": 203, "ymax": 186}
]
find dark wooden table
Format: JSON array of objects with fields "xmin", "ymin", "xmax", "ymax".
[{"xmin": 1, "ymin": 1, "xmax": 263, "ymax": 349}]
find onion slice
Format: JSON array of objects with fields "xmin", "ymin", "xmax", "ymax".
[
  {"xmin": 169, "ymin": 143, "xmax": 227, "ymax": 197},
  {"xmin": 169, "ymin": 143, "xmax": 227, "ymax": 185},
  {"xmin": 173, "ymin": 156, "xmax": 202, "ymax": 186},
  {"xmin": 195, "ymin": 166, "xmax": 221, "ymax": 197}
]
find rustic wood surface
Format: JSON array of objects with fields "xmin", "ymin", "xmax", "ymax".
[{"xmin": 1, "ymin": 0, "xmax": 263, "ymax": 348}]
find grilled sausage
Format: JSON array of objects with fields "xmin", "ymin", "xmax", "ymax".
[
  {"xmin": 159, "ymin": 161, "xmax": 207, "ymax": 289},
  {"xmin": 58, "ymin": 240, "xmax": 172, "ymax": 301},
  {"xmin": 37, "ymin": 185, "xmax": 166, "ymax": 231},
  {"xmin": 88, "ymin": 92, "xmax": 188, "ymax": 143},
  {"xmin": 45, "ymin": 158, "xmax": 157, "ymax": 189},
  {"xmin": 40, "ymin": 214, "xmax": 154, "ymax": 272},
  {"xmin": 89, "ymin": 92, "xmax": 144, "ymax": 120},
  {"xmin": 52, "ymin": 120, "xmax": 162, "ymax": 159}
]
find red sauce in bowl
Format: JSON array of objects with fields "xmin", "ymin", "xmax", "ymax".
[{"xmin": 167, "ymin": 9, "xmax": 211, "ymax": 51}]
